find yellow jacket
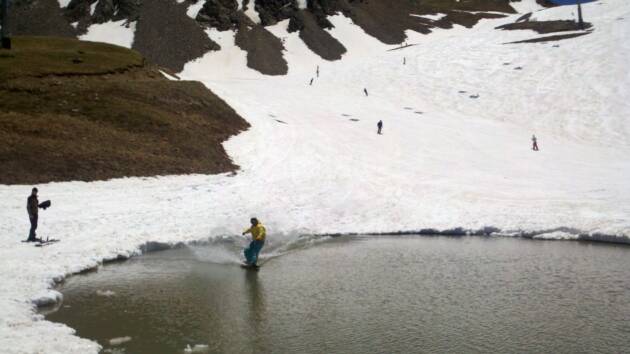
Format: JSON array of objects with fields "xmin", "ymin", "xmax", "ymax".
[{"xmin": 244, "ymin": 223, "xmax": 266, "ymax": 241}]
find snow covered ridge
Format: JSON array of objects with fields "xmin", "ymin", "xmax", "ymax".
[
  {"xmin": 2, "ymin": 1, "xmax": 630, "ymax": 353},
  {"xmin": 10, "ymin": 0, "xmax": 572, "ymax": 74}
]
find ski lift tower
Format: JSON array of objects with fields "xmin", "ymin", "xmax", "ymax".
[
  {"xmin": 577, "ymin": 0, "xmax": 584, "ymax": 29},
  {"xmin": 1, "ymin": 0, "xmax": 10, "ymax": 49}
]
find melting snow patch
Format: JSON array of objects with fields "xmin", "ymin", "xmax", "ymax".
[
  {"xmin": 411, "ymin": 13, "xmax": 447, "ymax": 21},
  {"xmin": 57, "ymin": 0, "xmax": 72, "ymax": 8},
  {"xmin": 80, "ymin": 20, "xmax": 137, "ymax": 49},
  {"xmin": 159, "ymin": 70, "xmax": 180, "ymax": 81},
  {"xmin": 187, "ymin": 1, "xmax": 204, "ymax": 19},
  {"xmin": 296, "ymin": 0, "xmax": 307, "ymax": 10},
  {"xmin": 243, "ymin": 2, "xmax": 261, "ymax": 24}
]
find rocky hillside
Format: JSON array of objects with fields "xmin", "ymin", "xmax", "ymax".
[
  {"xmin": 0, "ymin": 36, "xmax": 249, "ymax": 184},
  {"xmin": 4, "ymin": 0, "xmax": 568, "ymax": 74}
]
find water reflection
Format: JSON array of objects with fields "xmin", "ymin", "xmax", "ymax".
[{"xmin": 244, "ymin": 270, "xmax": 269, "ymax": 352}]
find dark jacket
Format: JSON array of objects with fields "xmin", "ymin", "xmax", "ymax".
[{"xmin": 27, "ymin": 195, "xmax": 38, "ymax": 217}]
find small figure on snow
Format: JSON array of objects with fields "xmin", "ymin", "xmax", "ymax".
[
  {"xmin": 364, "ymin": 88, "xmax": 369, "ymax": 97},
  {"xmin": 532, "ymin": 134, "xmax": 539, "ymax": 151},
  {"xmin": 26, "ymin": 187, "xmax": 50, "ymax": 242},
  {"xmin": 403, "ymin": 57, "xmax": 406, "ymax": 65},
  {"xmin": 309, "ymin": 78, "xmax": 314, "ymax": 86},
  {"xmin": 316, "ymin": 65, "xmax": 320, "ymax": 77},
  {"xmin": 242, "ymin": 217, "xmax": 266, "ymax": 267},
  {"xmin": 377, "ymin": 120, "xmax": 383, "ymax": 135}
]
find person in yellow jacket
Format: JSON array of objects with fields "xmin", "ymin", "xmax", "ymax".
[{"xmin": 242, "ymin": 217, "xmax": 266, "ymax": 267}]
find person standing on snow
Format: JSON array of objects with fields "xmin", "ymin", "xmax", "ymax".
[
  {"xmin": 26, "ymin": 187, "xmax": 50, "ymax": 242},
  {"xmin": 242, "ymin": 218, "xmax": 266, "ymax": 267},
  {"xmin": 377, "ymin": 120, "xmax": 383, "ymax": 135},
  {"xmin": 364, "ymin": 88, "xmax": 369, "ymax": 97},
  {"xmin": 532, "ymin": 134, "xmax": 539, "ymax": 151}
]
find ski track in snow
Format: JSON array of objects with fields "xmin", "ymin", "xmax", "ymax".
[{"xmin": 1, "ymin": 1, "xmax": 630, "ymax": 352}]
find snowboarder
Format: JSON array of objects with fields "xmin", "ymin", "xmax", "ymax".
[
  {"xmin": 364, "ymin": 88, "xmax": 368, "ymax": 97},
  {"xmin": 242, "ymin": 217, "xmax": 266, "ymax": 267},
  {"xmin": 26, "ymin": 187, "xmax": 50, "ymax": 242},
  {"xmin": 377, "ymin": 120, "xmax": 383, "ymax": 135},
  {"xmin": 532, "ymin": 134, "xmax": 539, "ymax": 151}
]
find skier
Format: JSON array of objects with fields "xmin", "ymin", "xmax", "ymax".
[
  {"xmin": 532, "ymin": 134, "xmax": 539, "ymax": 151},
  {"xmin": 26, "ymin": 187, "xmax": 49, "ymax": 242},
  {"xmin": 364, "ymin": 88, "xmax": 369, "ymax": 97},
  {"xmin": 309, "ymin": 78, "xmax": 314, "ymax": 86},
  {"xmin": 242, "ymin": 217, "xmax": 266, "ymax": 267},
  {"xmin": 377, "ymin": 120, "xmax": 383, "ymax": 135},
  {"xmin": 316, "ymin": 65, "xmax": 319, "ymax": 77}
]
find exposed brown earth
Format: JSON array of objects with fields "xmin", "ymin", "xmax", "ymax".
[
  {"xmin": 6, "ymin": 0, "xmax": 218, "ymax": 72},
  {"xmin": 3, "ymin": 0, "xmax": 534, "ymax": 76},
  {"xmin": 496, "ymin": 20, "xmax": 593, "ymax": 34},
  {"xmin": 506, "ymin": 31, "xmax": 591, "ymax": 44},
  {"xmin": 6, "ymin": 0, "xmax": 77, "ymax": 38},
  {"xmin": 293, "ymin": 10, "xmax": 346, "ymax": 61},
  {"xmin": 132, "ymin": 0, "xmax": 220, "ymax": 72},
  {"xmin": 338, "ymin": 0, "xmax": 513, "ymax": 44},
  {"xmin": 0, "ymin": 37, "xmax": 249, "ymax": 185},
  {"xmin": 235, "ymin": 23, "xmax": 288, "ymax": 76}
]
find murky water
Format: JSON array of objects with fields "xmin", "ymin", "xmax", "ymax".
[{"xmin": 46, "ymin": 236, "xmax": 630, "ymax": 354}]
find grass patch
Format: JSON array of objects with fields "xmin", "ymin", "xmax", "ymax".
[
  {"xmin": 0, "ymin": 36, "xmax": 248, "ymax": 184},
  {"xmin": 0, "ymin": 36, "xmax": 143, "ymax": 81}
]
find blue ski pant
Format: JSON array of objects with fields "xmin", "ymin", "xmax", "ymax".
[{"xmin": 244, "ymin": 240, "xmax": 265, "ymax": 265}]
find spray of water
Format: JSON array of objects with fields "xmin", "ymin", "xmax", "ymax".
[{"xmin": 187, "ymin": 232, "xmax": 333, "ymax": 265}]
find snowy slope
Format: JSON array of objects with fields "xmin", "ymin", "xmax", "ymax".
[{"xmin": 1, "ymin": 1, "xmax": 630, "ymax": 352}]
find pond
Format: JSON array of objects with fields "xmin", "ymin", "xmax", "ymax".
[{"xmin": 46, "ymin": 236, "xmax": 630, "ymax": 354}]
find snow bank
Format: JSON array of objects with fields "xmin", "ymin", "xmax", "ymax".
[{"xmin": 1, "ymin": 1, "xmax": 629, "ymax": 353}]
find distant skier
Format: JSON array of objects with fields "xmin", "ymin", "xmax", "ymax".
[
  {"xmin": 316, "ymin": 65, "xmax": 320, "ymax": 77},
  {"xmin": 364, "ymin": 88, "xmax": 368, "ymax": 97},
  {"xmin": 403, "ymin": 57, "xmax": 406, "ymax": 65},
  {"xmin": 309, "ymin": 78, "xmax": 314, "ymax": 86},
  {"xmin": 26, "ymin": 187, "xmax": 50, "ymax": 242},
  {"xmin": 377, "ymin": 120, "xmax": 383, "ymax": 135},
  {"xmin": 242, "ymin": 217, "xmax": 266, "ymax": 267},
  {"xmin": 532, "ymin": 134, "xmax": 539, "ymax": 151}
]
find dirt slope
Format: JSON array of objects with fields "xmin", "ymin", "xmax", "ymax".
[{"xmin": 0, "ymin": 37, "xmax": 249, "ymax": 184}]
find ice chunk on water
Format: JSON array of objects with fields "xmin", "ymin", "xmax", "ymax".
[
  {"xmin": 184, "ymin": 344, "xmax": 210, "ymax": 353},
  {"xmin": 109, "ymin": 336, "xmax": 132, "ymax": 346},
  {"xmin": 96, "ymin": 290, "xmax": 116, "ymax": 297}
]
